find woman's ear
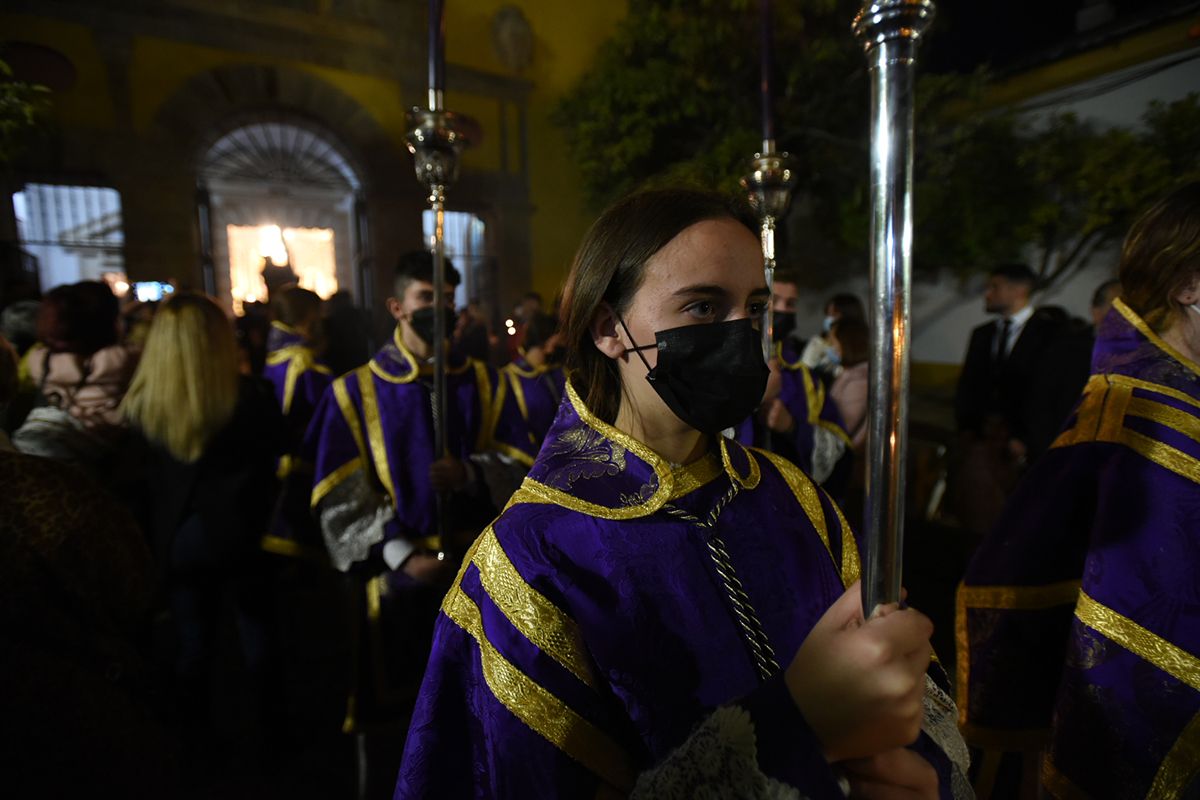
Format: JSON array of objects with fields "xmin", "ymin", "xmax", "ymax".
[
  {"xmin": 591, "ymin": 303, "xmax": 625, "ymax": 360},
  {"xmin": 1174, "ymin": 274, "xmax": 1200, "ymax": 306}
]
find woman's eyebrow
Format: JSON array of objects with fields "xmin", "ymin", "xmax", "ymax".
[{"xmin": 672, "ymin": 284, "xmax": 729, "ymax": 299}]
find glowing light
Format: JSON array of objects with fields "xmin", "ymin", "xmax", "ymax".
[
  {"xmin": 227, "ymin": 224, "xmax": 338, "ymax": 315},
  {"xmin": 506, "ymin": 325, "xmax": 517, "ymax": 336},
  {"xmin": 504, "ymin": 318, "xmax": 514, "ymax": 327}
]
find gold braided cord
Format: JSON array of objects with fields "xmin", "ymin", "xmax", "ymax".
[
  {"xmin": 1148, "ymin": 711, "xmax": 1200, "ymax": 800},
  {"xmin": 441, "ymin": 584, "xmax": 636, "ymax": 792},
  {"xmin": 357, "ymin": 365, "xmax": 396, "ymax": 503},
  {"xmin": 1075, "ymin": 591, "xmax": 1200, "ymax": 692},
  {"xmin": 718, "ymin": 436, "xmax": 761, "ymax": 489},
  {"xmin": 473, "ymin": 527, "xmax": 597, "ymax": 689}
]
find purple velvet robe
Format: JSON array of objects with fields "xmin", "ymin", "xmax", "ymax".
[
  {"xmin": 957, "ymin": 298, "xmax": 1200, "ymax": 798},
  {"xmin": 495, "ymin": 357, "xmax": 566, "ymax": 465},
  {"xmin": 397, "ymin": 381, "xmax": 955, "ymax": 798}
]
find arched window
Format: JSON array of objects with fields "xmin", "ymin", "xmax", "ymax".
[{"xmin": 199, "ymin": 120, "xmax": 364, "ymax": 314}]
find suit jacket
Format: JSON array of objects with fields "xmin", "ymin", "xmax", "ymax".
[{"xmin": 955, "ymin": 312, "xmax": 1063, "ymax": 446}]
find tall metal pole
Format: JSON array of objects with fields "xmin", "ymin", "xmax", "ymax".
[
  {"xmin": 742, "ymin": 0, "xmax": 795, "ymax": 363},
  {"xmin": 853, "ymin": 0, "xmax": 935, "ymax": 614},
  {"xmin": 406, "ymin": 1, "xmax": 479, "ymax": 560}
]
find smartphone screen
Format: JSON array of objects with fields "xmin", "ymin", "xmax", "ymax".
[{"xmin": 134, "ymin": 282, "xmax": 175, "ymax": 302}]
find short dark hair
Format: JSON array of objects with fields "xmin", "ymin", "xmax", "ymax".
[
  {"xmin": 523, "ymin": 311, "xmax": 560, "ymax": 351},
  {"xmin": 271, "ymin": 285, "xmax": 322, "ymax": 328},
  {"xmin": 989, "ymin": 263, "xmax": 1037, "ymax": 289},
  {"xmin": 393, "ymin": 251, "xmax": 461, "ymax": 300},
  {"xmin": 36, "ymin": 281, "xmax": 120, "ymax": 355},
  {"xmin": 522, "ymin": 291, "xmax": 544, "ymax": 305},
  {"xmin": 561, "ymin": 188, "xmax": 755, "ymax": 423}
]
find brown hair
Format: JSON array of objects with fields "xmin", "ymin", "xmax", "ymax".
[
  {"xmin": 36, "ymin": 281, "xmax": 120, "ymax": 355},
  {"xmin": 1120, "ymin": 182, "xmax": 1200, "ymax": 332},
  {"xmin": 560, "ymin": 188, "xmax": 755, "ymax": 423},
  {"xmin": 830, "ymin": 317, "xmax": 869, "ymax": 368}
]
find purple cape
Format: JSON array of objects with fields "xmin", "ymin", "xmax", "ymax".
[
  {"xmin": 264, "ymin": 321, "xmax": 333, "ymax": 478},
  {"xmin": 397, "ymin": 380, "xmax": 954, "ymax": 798},
  {"xmin": 495, "ymin": 357, "xmax": 566, "ymax": 464},
  {"xmin": 957, "ymin": 298, "xmax": 1200, "ymax": 798}
]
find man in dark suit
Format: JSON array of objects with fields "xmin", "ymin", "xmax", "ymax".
[{"xmin": 955, "ymin": 263, "xmax": 1064, "ymax": 463}]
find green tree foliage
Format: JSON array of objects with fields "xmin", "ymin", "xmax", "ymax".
[
  {"xmin": 553, "ymin": 0, "xmax": 1200, "ymax": 289},
  {"xmin": 0, "ymin": 58, "xmax": 51, "ymax": 168}
]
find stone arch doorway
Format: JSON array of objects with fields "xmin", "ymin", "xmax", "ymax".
[{"xmin": 197, "ymin": 116, "xmax": 367, "ymax": 315}]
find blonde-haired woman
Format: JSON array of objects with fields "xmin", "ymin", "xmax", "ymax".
[{"xmin": 124, "ymin": 292, "xmax": 286, "ymax": 741}]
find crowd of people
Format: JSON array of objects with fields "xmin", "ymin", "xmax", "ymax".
[{"xmin": 1, "ymin": 181, "xmax": 1197, "ymax": 799}]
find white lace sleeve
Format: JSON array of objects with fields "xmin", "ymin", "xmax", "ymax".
[
  {"xmin": 810, "ymin": 426, "xmax": 846, "ymax": 484},
  {"xmin": 316, "ymin": 467, "xmax": 396, "ymax": 572},
  {"xmin": 629, "ymin": 706, "xmax": 805, "ymax": 800},
  {"xmin": 923, "ymin": 675, "xmax": 974, "ymax": 799}
]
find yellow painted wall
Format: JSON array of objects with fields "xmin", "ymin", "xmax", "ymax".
[
  {"xmin": 0, "ymin": 13, "xmax": 115, "ymax": 129},
  {"xmin": 445, "ymin": 1, "xmax": 629, "ymax": 303},
  {"xmin": 5, "ymin": 3, "xmax": 628, "ymax": 303}
]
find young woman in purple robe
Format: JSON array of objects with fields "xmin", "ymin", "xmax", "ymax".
[{"xmin": 397, "ymin": 189, "xmax": 968, "ymax": 798}]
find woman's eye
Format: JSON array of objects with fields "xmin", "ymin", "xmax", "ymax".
[
  {"xmin": 749, "ymin": 302, "xmax": 768, "ymax": 317},
  {"xmin": 685, "ymin": 301, "xmax": 715, "ymax": 319}
]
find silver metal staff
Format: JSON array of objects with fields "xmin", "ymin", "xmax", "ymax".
[
  {"xmin": 405, "ymin": 0, "xmax": 478, "ymax": 558},
  {"xmin": 853, "ymin": 0, "xmax": 935, "ymax": 614},
  {"xmin": 741, "ymin": 0, "xmax": 796, "ymax": 361}
]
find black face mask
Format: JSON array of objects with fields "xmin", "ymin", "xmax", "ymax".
[
  {"xmin": 772, "ymin": 312, "xmax": 797, "ymax": 343},
  {"xmin": 407, "ymin": 306, "xmax": 445, "ymax": 347},
  {"xmin": 620, "ymin": 316, "xmax": 770, "ymax": 434}
]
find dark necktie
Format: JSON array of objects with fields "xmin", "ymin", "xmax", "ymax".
[{"xmin": 996, "ymin": 318, "xmax": 1012, "ymax": 365}]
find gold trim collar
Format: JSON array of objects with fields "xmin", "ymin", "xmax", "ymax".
[{"xmin": 1113, "ymin": 298, "xmax": 1200, "ymax": 379}]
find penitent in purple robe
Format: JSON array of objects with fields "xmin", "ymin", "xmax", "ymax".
[
  {"xmin": 493, "ymin": 356, "xmax": 566, "ymax": 465},
  {"xmin": 263, "ymin": 321, "xmax": 333, "ymax": 478},
  {"xmin": 957, "ymin": 298, "xmax": 1200, "ymax": 798},
  {"xmin": 397, "ymin": 381, "xmax": 962, "ymax": 799},
  {"xmin": 302, "ymin": 326, "xmax": 528, "ymax": 565},
  {"xmin": 734, "ymin": 340, "xmax": 851, "ymax": 487}
]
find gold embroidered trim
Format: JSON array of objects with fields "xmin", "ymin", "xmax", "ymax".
[
  {"xmin": 1113, "ymin": 298, "xmax": 1200, "ymax": 379},
  {"xmin": 1148, "ymin": 711, "xmax": 1200, "ymax": 800},
  {"xmin": 474, "ymin": 359, "xmax": 494, "ymax": 454},
  {"xmin": 828, "ymin": 496, "xmax": 861, "ymax": 587},
  {"xmin": 1075, "ymin": 590, "xmax": 1200, "ymax": 692},
  {"xmin": 311, "ymin": 459, "xmax": 361, "ymax": 508},
  {"xmin": 1127, "ymin": 397, "xmax": 1200, "ymax": 446},
  {"xmin": 332, "ymin": 377, "xmax": 367, "ymax": 459},
  {"xmin": 955, "ymin": 580, "xmax": 1082, "ymax": 725},
  {"xmin": 719, "ymin": 436, "xmax": 761, "ymax": 489},
  {"xmin": 752, "ymin": 448, "xmax": 838, "ymax": 573},
  {"xmin": 1042, "ymin": 756, "xmax": 1092, "ymax": 800},
  {"xmin": 1111, "ymin": 373, "xmax": 1200, "ymax": 411},
  {"xmin": 668, "ymin": 452, "xmax": 724, "ymax": 500},
  {"xmin": 567, "ymin": 380, "xmax": 674, "ymax": 491},
  {"xmin": 271, "ymin": 320, "xmax": 301, "ymax": 336},
  {"xmin": 442, "ymin": 583, "xmax": 635, "ymax": 791},
  {"xmin": 1123, "ymin": 429, "xmax": 1200, "ymax": 485},
  {"xmin": 505, "ymin": 368, "xmax": 531, "ymax": 426},
  {"xmin": 957, "ymin": 581, "xmax": 1083, "ymax": 610},
  {"xmin": 474, "ymin": 528, "xmax": 596, "ymax": 688},
  {"xmin": 357, "ymin": 366, "xmax": 396, "ymax": 503},
  {"xmin": 365, "ymin": 327, "xmax": 420, "ymax": 384}
]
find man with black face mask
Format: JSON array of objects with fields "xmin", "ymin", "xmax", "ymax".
[{"xmin": 296, "ymin": 251, "xmax": 532, "ymax": 750}]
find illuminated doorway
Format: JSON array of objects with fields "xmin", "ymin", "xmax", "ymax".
[
  {"xmin": 225, "ymin": 224, "xmax": 337, "ymax": 315},
  {"xmin": 198, "ymin": 120, "xmax": 364, "ymax": 315}
]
